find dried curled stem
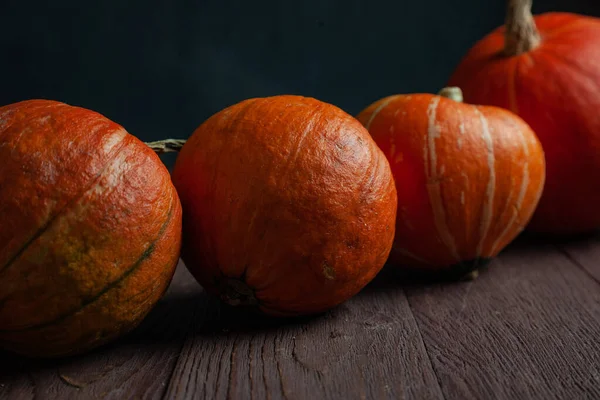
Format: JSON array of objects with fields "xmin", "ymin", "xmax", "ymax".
[
  {"xmin": 504, "ymin": 0, "xmax": 541, "ymax": 56},
  {"xmin": 145, "ymin": 139, "xmax": 187, "ymax": 154}
]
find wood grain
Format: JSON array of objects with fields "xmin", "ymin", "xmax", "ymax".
[
  {"xmin": 405, "ymin": 238, "xmax": 600, "ymax": 400},
  {"xmin": 164, "ymin": 271, "xmax": 443, "ymax": 400},
  {"xmin": 2, "ymin": 238, "xmax": 600, "ymax": 400},
  {"xmin": 556, "ymin": 232, "xmax": 600, "ymax": 284},
  {"xmin": 0, "ymin": 262, "xmax": 201, "ymax": 400}
]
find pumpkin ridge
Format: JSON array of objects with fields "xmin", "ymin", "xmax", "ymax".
[
  {"xmin": 364, "ymin": 96, "xmax": 400, "ymax": 130},
  {"xmin": 0, "ymin": 264, "xmax": 176, "ymax": 358},
  {"xmin": 356, "ymin": 142, "xmax": 379, "ymax": 201},
  {"xmin": 279, "ymin": 106, "xmax": 321, "ymax": 175},
  {"xmin": 508, "ymin": 58, "xmax": 520, "ymax": 114},
  {"xmin": 424, "ymin": 96, "xmax": 461, "ymax": 262},
  {"xmin": 0, "ymin": 133, "xmax": 129, "ymax": 274},
  {"xmin": 488, "ymin": 180, "xmax": 520, "ymax": 255},
  {"xmin": 489, "ymin": 117, "xmax": 532, "ymax": 254},
  {"xmin": 206, "ymin": 99, "xmax": 257, "ymax": 271},
  {"xmin": 117, "ymin": 259, "xmax": 178, "ymax": 315},
  {"xmin": 473, "ymin": 110, "xmax": 496, "ymax": 257},
  {"xmin": 0, "ymin": 193, "xmax": 175, "ymax": 333},
  {"xmin": 540, "ymin": 16, "xmax": 592, "ymax": 41},
  {"xmin": 537, "ymin": 48, "xmax": 600, "ymax": 94}
]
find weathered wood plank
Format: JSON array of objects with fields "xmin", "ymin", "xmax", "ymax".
[
  {"xmin": 405, "ymin": 240, "xmax": 600, "ymax": 400},
  {"xmin": 164, "ymin": 270, "xmax": 444, "ymax": 400},
  {"xmin": 3, "ymin": 239, "xmax": 600, "ymax": 400},
  {"xmin": 0, "ymin": 262, "xmax": 201, "ymax": 400}
]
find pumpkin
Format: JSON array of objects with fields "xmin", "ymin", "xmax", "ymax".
[
  {"xmin": 0, "ymin": 100, "xmax": 182, "ymax": 358},
  {"xmin": 171, "ymin": 95, "xmax": 397, "ymax": 316},
  {"xmin": 356, "ymin": 87, "xmax": 545, "ymax": 277},
  {"xmin": 448, "ymin": 0, "xmax": 600, "ymax": 235}
]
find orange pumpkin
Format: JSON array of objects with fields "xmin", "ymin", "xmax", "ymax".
[
  {"xmin": 172, "ymin": 95, "xmax": 397, "ymax": 316},
  {"xmin": 356, "ymin": 87, "xmax": 545, "ymax": 277},
  {"xmin": 448, "ymin": 0, "xmax": 600, "ymax": 235},
  {"xmin": 0, "ymin": 100, "xmax": 182, "ymax": 358}
]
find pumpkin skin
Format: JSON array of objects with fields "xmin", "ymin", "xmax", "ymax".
[
  {"xmin": 448, "ymin": 8, "xmax": 600, "ymax": 235},
  {"xmin": 0, "ymin": 100, "xmax": 182, "ymax": 358},
  {"xmin": 172, "ymin": 95, "xmax": 397, "ymax": 316},
  {"xmin": 356, "ymin": 89, "xmax": 545, "ymax": 274}
]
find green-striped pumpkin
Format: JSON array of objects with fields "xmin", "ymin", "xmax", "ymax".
[{"xmin": 0, "ymin": 100, "xmax": 182, "ymax": 358}]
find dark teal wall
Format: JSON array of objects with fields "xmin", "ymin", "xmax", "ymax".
[{"xmin": 1, "ymin": 0, "xmax": 598, "ymax": 147}]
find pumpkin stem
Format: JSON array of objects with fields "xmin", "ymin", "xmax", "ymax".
[
  {"xmin": 437, "ymin": 87, "xmax": 464, "ymax": 103},
  {"xmin": 504, "ymin": 0, "xmax": 540, "ymax": 56},
  {"xmin": 145, "ymin": 139, "xmax": 187, "ymax": 154},
  {"xmin": 220, "ymin": 278, "xmax": 259, "ymax": 307},
  {"xmin": 463, "ymin": 269, "xmax": 480, "ymax": 281}
]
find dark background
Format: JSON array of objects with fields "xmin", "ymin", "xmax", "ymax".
[{"xmin": 1, "ymin": 0, "xmax": 599, "ymax": 165}]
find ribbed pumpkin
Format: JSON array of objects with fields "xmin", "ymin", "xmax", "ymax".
[
  {"xmin": 0, "ymin": 100, "xmax": 182, "ymax": 358},
  {"xmin": 356, "ymin": 87, "xmax": 545, "ymax": 277},
  {"xmin": 448, "ymin": 0, "xmax": 600, "ymax": 235},
  {"xmin": 172, "ymin": 95, "xmax": 397, "ymax": 316}
]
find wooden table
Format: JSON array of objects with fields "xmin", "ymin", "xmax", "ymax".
[{"xmin": 1, "ymin": 233, "xmax": 599, "ymax": 400}]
